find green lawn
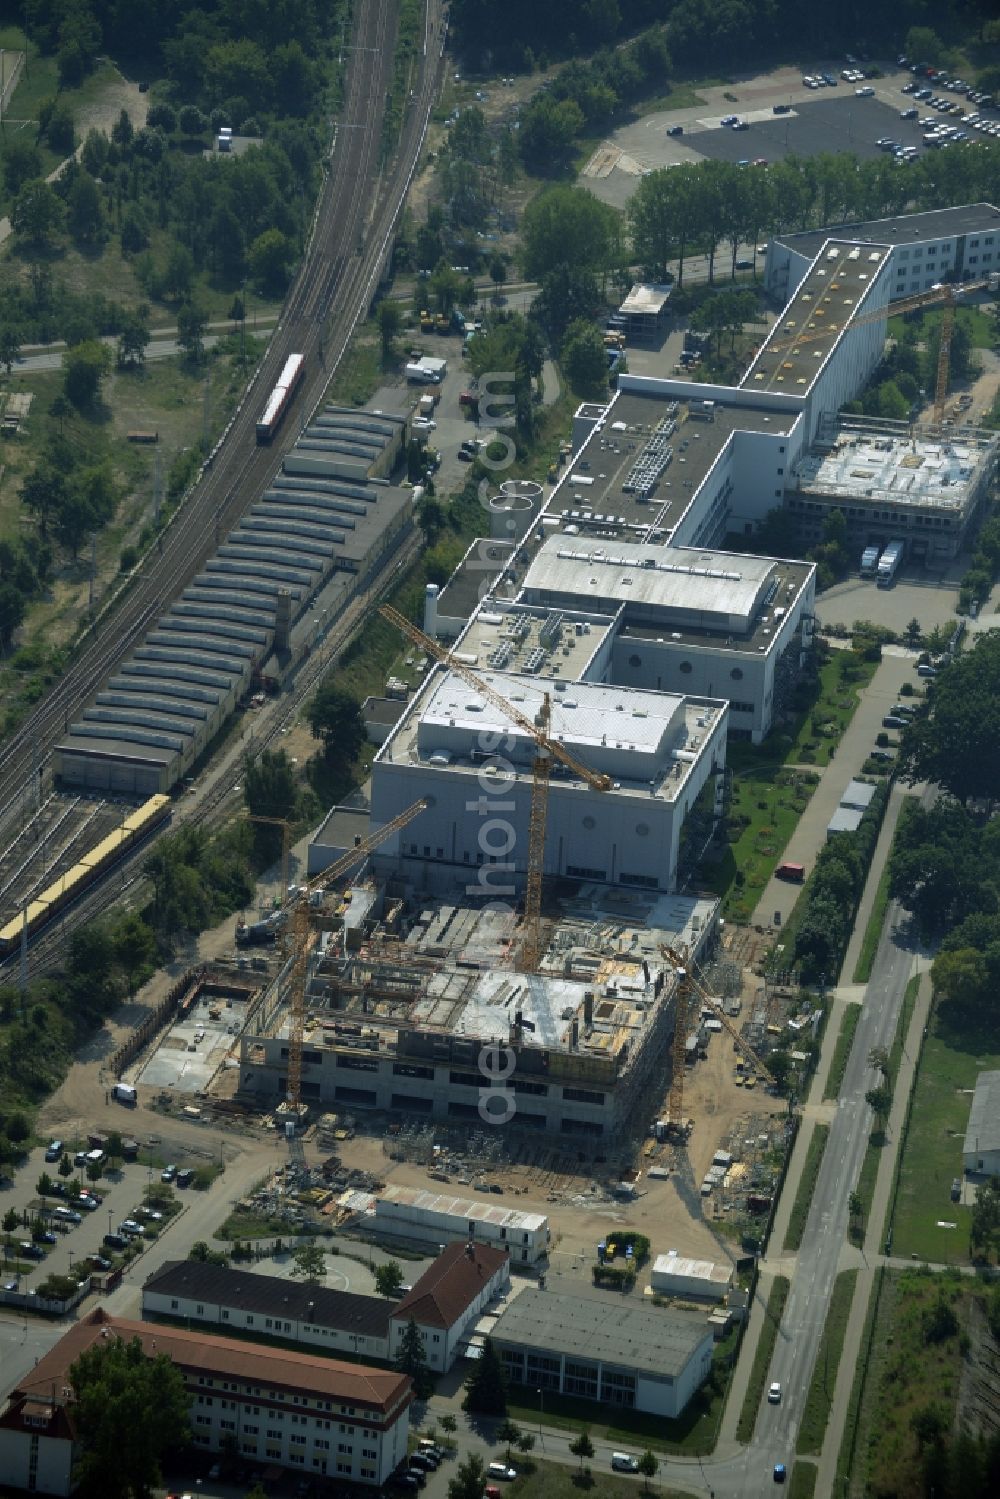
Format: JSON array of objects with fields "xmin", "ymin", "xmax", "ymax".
[
  {"xmin": 492, "ymin": 1457, "xmax": 691, "ymax": 1499},
  {"xmin": 833, "ymin": 1271, "xmax": 880, "ymax": 1497},
  {"xmin": 784, "ymin": 1124, "xmax": 830, "ymax": 1252},
  {"xmin": 852, "ymin": 864, "xmax": 892, "ymax": 984},
  {"xmin": 215, "ymin": 1211, "xmax": 289, "ymax": 1241},
  {"xmin": 891, "ymin": 993, "xmax": 996, "ymax": 1264},
  {"xmin": 855, "ymin": 977, "xmax": 918, "ymax": 1246},
  {"xmin": 824, "ymin": 1006, "xmax": 861, "ymax": 1101},
  {"xmin": 796, "ymin": 1270, "xmax": 858, "ymax": 1455},
  {"xmin": 736, "ymin": 1276, "xmax": 790, "ymax": 1443},
  {"xmin": 789, "ymin": 1463, "xmax": 818, "ymax": 1499},
  {"xmin": 887, "ymin": 302, "xmax": 997, "ymax": 352}
]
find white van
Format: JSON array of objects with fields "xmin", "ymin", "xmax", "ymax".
[
  {"xmin": 612, "ymin": 1453, "xmax": 639, "ymax": 1472},
  {"xmin": 486, "ymin": 1463, "xmax": 517, "ymax": 1481}
]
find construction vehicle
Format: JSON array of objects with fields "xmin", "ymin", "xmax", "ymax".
[
  {"xmin": 419, "ymin": 309, "xmax": 435, "ymax": 333},
  {"xmin": 660, "ymin": 944, "xmax": 779, "ymax": 1139},
  {"xmin": 758, "ymin": 276, "xmax": 995, "ymax": 425},
  {"xmin": 434, "ymin": 312, "xmax": 451, "ymax": 335},
  {"xmin": 378, "ymin": 604, "xmax": 612, "ymax": 972}
]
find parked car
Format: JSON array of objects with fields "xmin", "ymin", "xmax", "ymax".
[
  {"xmin": 19, "ymin": 1242, "xmax": 45, "ymax": 1260},
  {"xmin": 104, "ymin": 1233, "xmax": 127, "ymax": 1250},
  {"xmin": 53, "ymin": 1207, "xmax": 82, "ymax": 1224},
  {"xmin": 161, "ymin": 1164, "xmax": 178, "ymax": 1183},
  {"xmin": 90, "ymin": 1255, "xmax": 113, "ymax": 1271},
  {"xmin": 44, "ymin": 1140, "xmax": 63, "ymax": 1163},
  {"xmin": 176, "ymin": 1168, "xmax": 195, "ymax": 1187},
  {"xmin": 486, "ymin": 1464, "xmax": 517, "ymax": 1482},
  {"xmin": 74, "ymin": 1151, "xmax": 88, "ymax": 1167},
  {"xmin": 34, "ymin": 1231, "xmax": 57, "ymax": 1246},
  {"xmin": 951, "ymin": 1178, "xmax": 962, "ymax": 1201},
  {"xmin": 667, "ymin": 123, "xmax": 684, "ymax": 135},
  {"xmin": 882, "ymin": 715, "xmax": 907, "ymax": 729}
]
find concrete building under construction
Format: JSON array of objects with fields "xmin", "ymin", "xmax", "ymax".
[{"xmin": 237, "ymin": 886, "xmax": 717, "ymax": 1141}]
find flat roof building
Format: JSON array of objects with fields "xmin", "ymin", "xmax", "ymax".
[
  {"xmin": 490, "ymin": 1287, "xmax": 714, "ymax": 1419},
  {"xmin": 764, "ymin": 202, "xmax": 1000, "ymax": 305},
  {"xmin": 374, "ymin": 1187, "xmax": 550, "ymax": 1266}
]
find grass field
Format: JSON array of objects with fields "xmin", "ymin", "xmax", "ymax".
[
  {"xmin": 851, "ymin": 863, "xmax": 892, "ymax": 984},
  {"xmin": 784, "ymin": 1124, "xmax": 830, "ymax": 1252},
  {"xmin": 796, "ymin": 1270, "xmax": 858, "ymax": 1455},
  {"xmin": 854, "ymin": 1268, "xmax": 972, "ymax": 1498},
  {"xmin": 890, "ymin": 990, "xmax": 995, "ymax": 1264},
  {"xmin": 823, "ymin": 1005, "xmax": 861, "ymax": 1101},
  {"xmin": 855, "ymin": 977, "xmax": 918, "ymax": 1245},
  {"xmin": 789, "ymin": 1463, "xmax": 818, "ymax": 1499},
  {"xmin": 834, "ymin": 1270, "xmax": 880, "ymax": 1497},
  {"xmin": 736, "ymin": 1276, "xmax": 790, "ymax": 1443},
  {"xmin": 480, "ymin": 1457, "xmax": 691, "ymax": 1499}
]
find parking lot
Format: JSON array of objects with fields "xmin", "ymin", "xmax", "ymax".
[{"xmin": 584, "ymin": 61, "xmax": 999, "ymax": 208}]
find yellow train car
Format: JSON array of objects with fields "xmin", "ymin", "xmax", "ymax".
[{"xmin": 0, "ymin": 795, "xmax": 171, "ymax": 956}]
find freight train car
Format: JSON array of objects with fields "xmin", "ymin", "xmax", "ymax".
[
  {"xmin": 255, "ymin": 353, "xmax": 305, "ymax": 443},
  {"xmin": 0, "ymin": 794, "xmax": 171, "ymax": 956}
]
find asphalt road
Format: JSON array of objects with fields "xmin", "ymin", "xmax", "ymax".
[{"xmin": 10, "ymin": 330, "xmax": 273, "ymax": 374}]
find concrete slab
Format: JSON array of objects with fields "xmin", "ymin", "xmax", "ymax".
[{"xmin": 137, "ymin": 993, "xmax": 248, "ymax": 1094}]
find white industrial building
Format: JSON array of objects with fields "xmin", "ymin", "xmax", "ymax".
[
  {"xmin": 490, "ymin": 1287, "xmax": 714, "ymax": 1419},
  {"xmin": 963, "ymin": 1070, "xmax": 1000, "ymax": 1175},
  {"xmin": 650, "ymin": 1251, "xmax": 733, "ymax": 1301},
  {"xmin": 765, "ymin": 203, "xmax": 1000, "ymax": 306},
  {"xmin": 373, "ymin": 1187, "xmax": 550, "ymax": 1266}
]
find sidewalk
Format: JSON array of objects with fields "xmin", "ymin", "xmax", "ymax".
[
  {"xmin": 813, "ymin": 968, "xmax": 932, "ymax": 1498},
  {"xmin": 751, "ymin": 650, "xmax": 915, "ymax": 929}
]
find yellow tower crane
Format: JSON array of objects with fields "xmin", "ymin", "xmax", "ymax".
[
  {"xmin": 378, "ymin": 604, "xmax": 613, "ymax": 973},
  {"xmin": 282, "ymin": 796, "xmax": 429, "ymax": 1113},
  {"xmin": 660, "ymin": 943, "xmax": 778, "ymax": 1139}
]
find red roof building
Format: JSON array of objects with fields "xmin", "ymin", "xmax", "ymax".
[{"xmin": 389, "ymin": 1240, "xmax": 510, "ymax": 1371}]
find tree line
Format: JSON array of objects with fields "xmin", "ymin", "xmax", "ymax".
[{"xmin": 449, "ymin": 0, "xmax": 998, "ymax": 77}]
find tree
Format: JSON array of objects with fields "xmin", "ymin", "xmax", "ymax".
[
  {"xmin": 209, "ymin": 205, "xmax": 246, "ymax": 279},
  {"xmin": 179, "ymin": 105, "xmax": 208, "ymax": 136},
  {"xmin": 146, "ymin": 103, "xmax": 177, "ymax": 134},
  {"xmin": 189, "ymin": 1240, "xmax": 229, "ymax": 1266},
  {"xmin": 86, "ymin": 1159, "xmax": 103, "ymax": 1183},
  {"xmin": 868, "ymin": 1047, "xmax": 889, "ymax": 1076},
  {"xmin": 569, "ymin": 1429, "xmax": 595, "ymax": 1470},
  {"xmin": 378, "ymin": 299, "xmax": 402, "ymax": 359},
  {"xmin": 922, "ymin": 1292, "xmax": 959, "ymax": 1345},
  {"xmin": 517, "ymin": 1433, "xmax": 536, "ymax": 1456},
  {"xmin": 36, "ymin": 1172, "xmax": 54, "ymax": 1197},
  {"xmin": 865, "ymin": 1084, "xmax": 893, "ymax": 1133},
  {"xmin": 113, "ymin": 913, "xmax": 157, "ymax": 993},
  {"xmin": 910, "ymin": 1402, "xmax": 948, "ymax": 1450},
  {"xmin": 307, "ymin": 683, "xmax": 365, "ymax": 771},
  {"xmin": 63, "ymin": 340, "xmax": 112, "ymax": 409},
  {"xmin": 970, "ymin": 1176, "xmax": 1000, "ymax": 1260},
  {"xmin": 932, "ymin": 947, "xmax": 990, "ymax": 1012},
  {"xmin": 560, "ymin": 319, "xmax": 608, "ymax": 398},
  {"xmin": 67, "ymin": 172, "xmax": 105, "ymax": 244},
  {"xmin": 0, "ymin": 323, "xmax": 22, "ymax": 376},
  {"xmin": 638, "ymin": 1450, "xmax": 659, "ymax": 1491},
  {"xmin": 447, "ymin": 1454, "xmax": 488, "ymax": 1499},
  {"xmin": 11, "ymin": 179, "xmax": 64, "ymax": 247},
  {"xmin": 521, "ymin": 185, "xmax": 617, "ymax": 279},
  {"xmin": 291, "ymin": 1239, "xmax": 326, "ymax": 1282},
  {"xmin": 848, "ymin": 1190, "xmax": 863, "ymax": 1231},
  {"xmin": 462, "ymin": 1335, "xmax": 507, "ymax": 1415},
  {"xmin": 496, "ymin": 1418, "xmax": 521, "ymax": 1463},
  {"xmin": 531, "ymin": 264, "xmax": 601, "ymax": 347},
  {"xmin": 163, "ymin": 243, "xmax": 195, "ymax": 302},
  {"xmin": 395, "ymin": 1317, "xmax": 433, "ymax": 1399},
  {"xmin": 70, "ymin": 1331, "xmax": 191, "ymax": 1499},
  {"xmin": 244, "ymin": 750, "xmax": 297, "ymax": 864},
  {"xmin": 58, "ymin": 1153, "xmax": 73, "ymax": 1179},
  {"xmin": 0, "ymin": 584, "xmax": 26, "ymax": 650},
  {"xmin": 111, "ymin": 109, "xmax": 133, "ymax": 147},
  {"xmin": 440, "ymin": 1413, "xmax": 458, "ymax": 1442},
  {"xmin": 489, "ymin": 253, "xmax": 508, "ymax": 294},
  {"xmin": 248, "ymin": 228, "xmax": 294, "ymax": 297},
  {"xmin": 904, "ymin": 618, "xmax": 922, "ymax": 649},
  {"xmin": 897, "ymin": 631, "xmax": 1000, "ymax": 804},
  {"xmin": 374, "ymin": 1259, "xmax": 405, "ymax": 1299},
  {"xmin": 518, "ymin": 95, "xmax": 584, "ymax": 174},
  {"xmin": 3, "ymin": 138, "xmax": 43, "ymax": 195},
  {"xmin": 117, "ymin": 307, "xmax": 151, "ymax": 370},
  {"xmin": 176, "ymin": 301, "xmax": 208, "ymax": 365}
]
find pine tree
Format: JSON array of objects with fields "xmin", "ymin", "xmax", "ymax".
[
  {"xmin": 462, "ymin": 1335, "xmax": 507, "ymax": 1416},
  {"xmin": 395, "ymin": 1317, "xmax": 433, "ymax": 1399}
]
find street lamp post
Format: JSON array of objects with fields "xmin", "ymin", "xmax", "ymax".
[{"xmin": 537, "ymin": 1386, "xmax": 543, "ymax": 1433}]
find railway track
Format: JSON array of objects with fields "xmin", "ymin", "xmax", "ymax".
[
  {"xmin": 0, "ymin": 0, "xmax": 444, "ymax": 846},
  {"xmin": 0, "ymin": 0, "xmax": 447, "ymax": 975}
]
